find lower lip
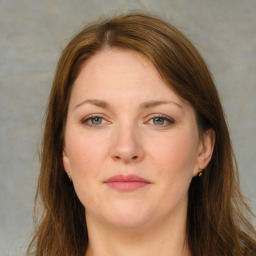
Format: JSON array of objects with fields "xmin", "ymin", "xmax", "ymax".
[{"xmin": 105, "ymin": 181, "xmax": 150, "ymax": 192}]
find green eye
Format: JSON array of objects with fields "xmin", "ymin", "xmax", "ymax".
[
  {"xmin": 90, "ymin": 117, "xmax": 102, "ymax": 125},
  {"xmin": 82, "ymin": 115, "xmax": 106, "ymax": 127},
  {"xmin": 148, "ymin": 115, "xmax": 174, "ymax": 127},
  {"xmin": 153, "ymin": 117, "xmax": 165, "ymax": 125}
]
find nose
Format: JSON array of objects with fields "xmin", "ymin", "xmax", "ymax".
[{"xmin": 110, "ymin": 125, "xmax": 144, "ymax": 164}]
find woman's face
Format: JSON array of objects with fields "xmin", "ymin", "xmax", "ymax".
[{"xmin": 63, "ymin": 49, "xmax": 213, "ymax": 229}]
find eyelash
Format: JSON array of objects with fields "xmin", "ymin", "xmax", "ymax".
[
  {"xmin": 81, "ymin": 114, "xmax": 107, "ymax": 128},
  {"xmin": 81, "ymin": 114, "xmax": 175, "ymax": 128},
  {"xmin": 148, "ymin": 114, "xmax": 175, "ymax": 127}
]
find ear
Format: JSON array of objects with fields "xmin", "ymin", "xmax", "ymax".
[
  {"xmin": 62, "ymin": 145, "xmax": 71, "ymax": 173},
  {"xmin": 193, "ymin": 129, "xmax": 215, "ymax": 176}
]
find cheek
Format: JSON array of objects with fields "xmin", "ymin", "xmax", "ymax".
[
  {"xmin": 66, "ymin": 132, "xmax": 109, "ymax": 206},
  {"xmin": 66, "ymin": 131, "xmax": 108, "ymax": 178},
  {"xmin": 150, "ymin": 130, "xmax": 198, "ymax": 181},
  {"xmin": 149, "ymin": 132, "xmax": 197, "ymax": 211}
]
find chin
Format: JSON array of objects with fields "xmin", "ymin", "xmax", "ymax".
[
  {"xmin": 101, "ymin": 201, "xmax": 154, "ymax": 229},
  {"xmin": 106, "ymin": 215, "xmax": 150, "ymax": 229}
]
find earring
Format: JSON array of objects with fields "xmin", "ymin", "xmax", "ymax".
[
  {"xmin": 198, "ymin": 168, "xmax": 203, "ymax": 177},
  {"xmin": 66, "ymin": 170, "xmax": 72, "ymax": 181}
]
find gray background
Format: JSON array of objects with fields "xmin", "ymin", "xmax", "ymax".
[{"xmin": 0, "ymin": 0, "xmax": 255, "ymax": 255}]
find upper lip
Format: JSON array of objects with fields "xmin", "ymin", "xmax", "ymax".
[{"xmin": 103, "ymin": 174, "xmax": 151, "ymax": 183}]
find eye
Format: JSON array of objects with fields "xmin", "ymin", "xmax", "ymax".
[
  {"xmin": 81, "ymin": 114, "xmax": 109, "ymax": 127},
  {"xmin": 148, "ymin": 114, "xmax": 174, "ymax": 127}
]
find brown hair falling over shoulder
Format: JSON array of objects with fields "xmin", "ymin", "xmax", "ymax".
[{"xmin": 27, "ymin": 12, "xmax": 256, "ymax": 256}]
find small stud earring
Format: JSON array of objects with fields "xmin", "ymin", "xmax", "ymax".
[
  {"xmin": 198, "ymin": 168, "xmax": 203, "ymax": 177},
  {"xmin": 66, "ymin": 170, "xmax": 72, "ymax": 181}
]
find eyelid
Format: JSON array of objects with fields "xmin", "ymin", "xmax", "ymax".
[
  {"xmin": 80, "ymin": 113, "xmax": 175, "ymax": 128},
  {"xmin": 146, "ymin": 113, "xmax": 175, "ymax": 126},
  {"xmin": 81, "ymin": 113, "xmax": 110, "ymax": 127}
]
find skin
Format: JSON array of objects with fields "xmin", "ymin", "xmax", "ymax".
[{"xmin": 63, "ymin": 48, "xmax": 215, "ymax": 256}]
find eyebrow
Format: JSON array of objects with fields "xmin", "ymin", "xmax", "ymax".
[
  {"xmin": 73, "ymin": 99, "xmax": 182, "ymax": 111},
  {"xmin": 139, "ymin": 100, "xmax": 182, "ymax": 109}
]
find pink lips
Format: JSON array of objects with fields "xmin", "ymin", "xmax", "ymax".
[{"xmin": 103, "ymin": 174, "xmax": 151, "ymax": 192}]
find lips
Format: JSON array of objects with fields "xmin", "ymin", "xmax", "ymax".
[{"xmin": 103, "ymin": 174, "xmax": 151, "ymax": 192}]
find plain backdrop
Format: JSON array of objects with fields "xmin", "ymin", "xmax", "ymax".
[{"xmin": 0, "ymin": 0, "xmax": 255, "ymax": 255}]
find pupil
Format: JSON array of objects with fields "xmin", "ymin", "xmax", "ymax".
[
  {"xmin": 92, "ymin": 117, "xmax": 101, "ymax": 124},
  {"xmin": 154, "ymin": 117, "xmax": 164, "ymax": 125}
]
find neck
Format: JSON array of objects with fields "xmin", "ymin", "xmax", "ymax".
[{"xmin": 85, "ymin": 208, "xmax": 191, "ymax": 256}]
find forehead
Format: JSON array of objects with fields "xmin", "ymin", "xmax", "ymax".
[{"xmin": 70, "ymin": 48, "xmax": 186, "ymax": 108}]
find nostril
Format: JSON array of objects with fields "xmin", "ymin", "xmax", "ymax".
[{"xmin": 113, "ymin": 155, "xmax": 139, "ymax": 161}]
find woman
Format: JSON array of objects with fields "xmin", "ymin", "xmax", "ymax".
[{"xmin": 27, "ymin": 13, "xmax": 256, "ymax": 256}]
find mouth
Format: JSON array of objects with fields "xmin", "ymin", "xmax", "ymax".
[{"xmin": 103, "ymin": 174, "xmax": 151, "ymax": 192}]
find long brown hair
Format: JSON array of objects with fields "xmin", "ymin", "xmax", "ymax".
[{"xmin": 27, "ymin": 13, "xmax": 256, "ymax": 256}]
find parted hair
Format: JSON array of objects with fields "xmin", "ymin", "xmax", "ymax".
[{"xmin": 27, "ymin": 13, "xmax": 256, "ymax": 256}]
